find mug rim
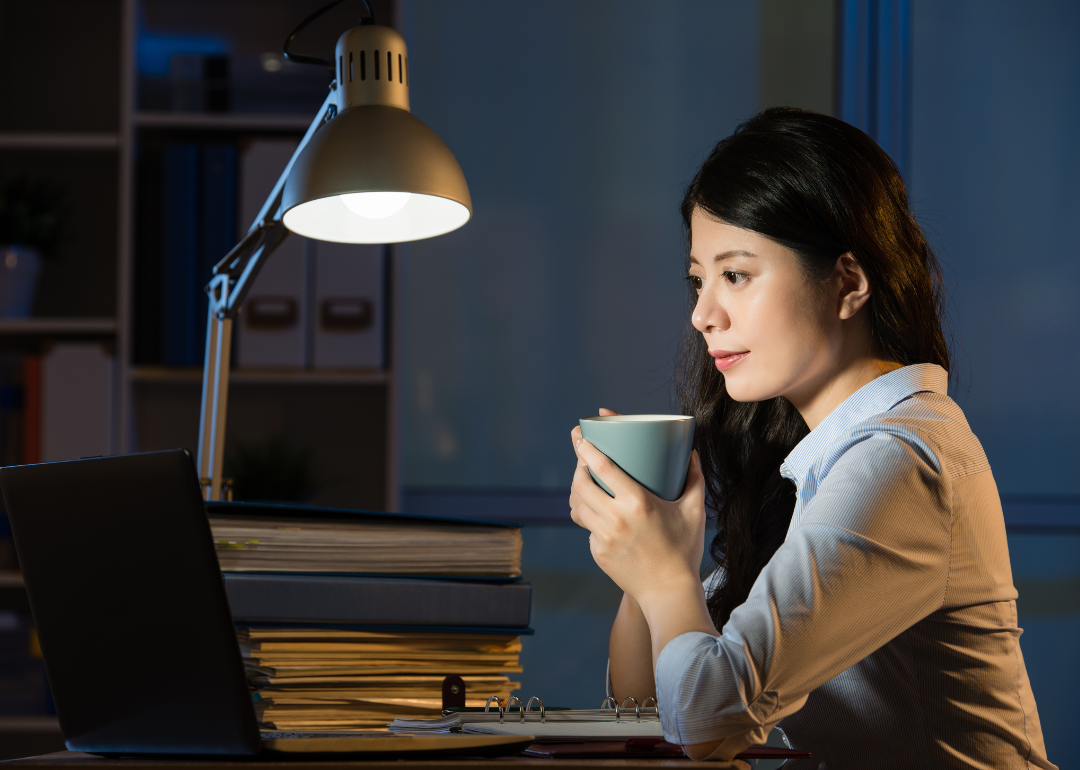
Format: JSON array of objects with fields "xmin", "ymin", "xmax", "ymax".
[{"xmin": 580, "ymin": 414, "xmax": 693, "ymax": 422}]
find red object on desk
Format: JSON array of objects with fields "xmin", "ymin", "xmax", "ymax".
[{"xmin": 521, "ymin": 736, "xmax": 813, "ymax": 759}]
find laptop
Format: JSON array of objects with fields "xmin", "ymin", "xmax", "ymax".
[{"xmin": 0, "ymin": 449, "xmax": 530, "ymax": 757}]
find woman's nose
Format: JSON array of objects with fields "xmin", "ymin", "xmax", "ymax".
[{"xmin": 691, "ymin": 283, "xmax": 728, "ymax": 334}]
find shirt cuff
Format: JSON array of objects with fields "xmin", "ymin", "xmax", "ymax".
[
  {"xmin": 655, "ymin": 630, "xmax": 771, "ymax": 754},
  {"xmin": 655, "ymin": 631, "xmax": 720, "ymax": 744}
]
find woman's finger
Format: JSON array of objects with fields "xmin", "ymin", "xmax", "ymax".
[
  {"xmin": 677, "ymin": 450, "xmax": 706, "ymax": 505},
  {"xmin": 570, "ymin": 462, "xmax": 607, "ymax": 531},
  {"xmin": 598, "ymin": 407, "xmax": 621, "ymax": 416},
  {"xmin": 574, "ymin": 437, "xmax": 641, "ymax": 501},
  {"xmin": 572, "ymin": 456, "xmax": 619, "ymax": 517}
]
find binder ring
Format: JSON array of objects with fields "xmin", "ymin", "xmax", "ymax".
[
  {"xmin": 504, "ymin": 696, "xmax": 524, "ymax": 724},
  {"xmin": 621, "ymin": 696, "xmax": 640, "ymax": 721},
  {"xmin": 641, "ymin": 696, "xmax": 659, "ymax": 720},
  {"xmin": 600, "ymin": 696, "xmax": 616, "ymax": 710},
  {"xmin": 525, "ymin": 696, "xmax": 545, "ymax": 724},
  {"xmin": 484, "ymin": 696, "xmax": 503, "ymax": 713}
]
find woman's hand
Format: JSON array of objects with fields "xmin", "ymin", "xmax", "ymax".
[
  {"xmin": 568, "ymin": 410, "xmax": 707, "ymax": 610},
  {"xmin": 572, "ymin": 409, "xmax": 731, "ymax": 763}
]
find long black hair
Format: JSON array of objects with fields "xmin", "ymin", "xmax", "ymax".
[{"xmin": 677, "ymin": 108, "xmax": 951, "ymax": 628}]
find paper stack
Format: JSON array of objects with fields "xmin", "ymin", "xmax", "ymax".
[
  {"xmin": 205, "ymin": 502, "xmax": 529, "ymax": 733},
  {"xmin": 243, "ymin": 628, "xmax": 522, "ymax": 730},
  {"xmin": 212, "ymin": 516, "xmax": 522, "ymax": 576}
]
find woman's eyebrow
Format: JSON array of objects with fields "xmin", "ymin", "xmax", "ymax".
[
  {"xmin": 688, "ymin": 250, "xmax": 756, "ymax": 266},
  {"xmin": 714, "ymin": 249, "xmax": 756, "ymax": 261}
]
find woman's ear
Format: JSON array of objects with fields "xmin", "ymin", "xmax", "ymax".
[{"xmin": 834, "ymin": 252, "xmax": 872, "ymax": 320}]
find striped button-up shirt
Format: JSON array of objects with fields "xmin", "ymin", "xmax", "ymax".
[{"xmin": 654, "ymin": 364, "xmax": 1056, "ymax": 768}]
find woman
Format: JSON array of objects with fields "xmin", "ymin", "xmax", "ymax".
[{"xmin": 569, "ymin": 108, "xmax": 1055, "ymax": 769}]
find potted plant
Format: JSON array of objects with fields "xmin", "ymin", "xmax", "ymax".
[{"xmin": 0, "ymin": 177, "xmax": 68, "ymax": 317}]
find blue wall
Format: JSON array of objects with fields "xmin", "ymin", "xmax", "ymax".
[
  {"xmin": 910, "ymin": 0, "xmax": 1080, "ymax": 496},
  {"xmin": 399, "ymin": 0, "xmax": 759, "ymax": 489}
]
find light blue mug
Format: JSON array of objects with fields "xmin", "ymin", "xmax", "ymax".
[{"xmin": 579, "ymin": 415, "xmax": 696, "ymax": 501}]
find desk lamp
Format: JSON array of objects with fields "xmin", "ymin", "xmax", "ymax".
[{"xmin": 196, "ymin": 0, "xmax": 471, "ymax": 501}]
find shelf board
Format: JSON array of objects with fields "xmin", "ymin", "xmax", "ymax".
[
  {"xmin": 0, "ymin": 318, "xmax": 117, "ymax": 336},
  {"xmin": 0, "ymin": 715, "xmax": 59, "ymax": 731},
  {"xmin": 0, "ymin": 133, "xmax": 120, "ymax": 150},
  {"xmin": 135, "ymin": 112, "xmax": 314, "ymax": 132},
  {"xmin": 131, "ymin": 366, "xmax": 389, "ymax": 386}
]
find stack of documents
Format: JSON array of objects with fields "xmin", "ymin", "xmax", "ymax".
[
  {"xmin": 243, "ymin": 628, "xmax": 522, "ymax": 730},
  {"xmin": 205, "ymin": 502, "xmax": 529, "ymax": 733},
  {"xmin": 210, "ymin": 515, "xmax": 522, "ymax": 576}
]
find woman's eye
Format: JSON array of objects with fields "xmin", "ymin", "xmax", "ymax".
[
  {"xmin": 722, "ymin": 270, "xmax": 748, "ymax": 285},
  {"xmin": 687, "ymin": 275, "xmax": 703, "ymax": 291}
]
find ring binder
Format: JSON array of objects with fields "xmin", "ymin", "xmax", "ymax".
[
  {"xmin": 504, "ymin": 696, "xmax": 523, "ymax": 724},
  {"xmin": 389, "ymin": 697, "xmax": 666, "ymax": 737},
  {"xmin": 525, "ymin": 696, "xmax": 545, "ymax": 723}
]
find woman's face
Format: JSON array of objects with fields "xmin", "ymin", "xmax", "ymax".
[{"xmin": 688, "ymin": 208, "xmax": 844, "ymax": 406}]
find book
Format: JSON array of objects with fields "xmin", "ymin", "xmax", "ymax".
[
  {"xmin": 40, "ymin": 344, "xmax": 113, "ymax": 463},
  {"xmin": 312, "ymin": 241, "xmax": 384, "ymax": 369},
  {"xmin": 207, "ymin": 502, "xmax": 522, "ymax": 577},
  {"xmin": 390, "ymin": 708, "xmax": 664, "ymax": 741},
  {"xmin": 20, "ymin": 356, "xmax": 39, "ymax": 465},
  {"xmin": 239, "ymin": 628, "xmax": 522, "ymax": 731},
  {"xmin": 162, "ymin": 142, "xmax": 200, "ymax": 367},
  {"xmin": 199, "ymin": 142, "xmax": 238, "ymax": 362},
  {"xmin": 235, "ymin": 139, "xmax": 308, "ymax": 368},
  {"xmin": 223, "ymin": 573, "xmax": 532, "ymax": 628},
  {"xmin": 390, "ymin": 710, "xmax": 812, "ymax": 760},
  {"xmin": 159, "ymin": 141, "xmax": 239, "ymax": 367}
]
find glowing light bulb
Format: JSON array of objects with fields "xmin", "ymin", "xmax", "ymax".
[{"xmin": 341, "ymin": 191, "xmax": 412, "ymax": 219}]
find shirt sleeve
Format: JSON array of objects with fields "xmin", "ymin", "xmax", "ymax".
[
  {"xmin": 654, "ymin": 430, "xmax": 952, "ymax": 753},
  {"xmin": 606, "ymin": 568, "xmax": 724, "ymax": 702}
]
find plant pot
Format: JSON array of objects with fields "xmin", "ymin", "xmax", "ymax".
[{"xmin": 0, "ymin": 245, "xmax": 42, "ymax": 318}]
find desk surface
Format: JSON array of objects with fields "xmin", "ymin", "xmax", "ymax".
[{"xmin": 0, "ymin": 753, "xmax": 744, "ymax": 769}]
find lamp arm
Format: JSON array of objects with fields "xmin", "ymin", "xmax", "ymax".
[
  {"xmin": 195, "ymin": 84, "xmax": 338, "ymax": 501},
  {"xmin": 208, "ymin": 84, "xmax": 339, "ymax": 318}
]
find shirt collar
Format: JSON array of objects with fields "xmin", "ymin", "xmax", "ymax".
[{"xmin": 780, "ymin": 363, "xmax": 948, "ymax": 485}]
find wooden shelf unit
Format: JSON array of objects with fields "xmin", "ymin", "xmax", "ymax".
[{"xmin": 0, "ymin": 0, "xmax": 401, "ymax": 511}]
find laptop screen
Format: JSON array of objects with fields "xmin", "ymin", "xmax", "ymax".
[{"xmin": 1, "ymin": 450, "xmax": 261, "ymax": 756}]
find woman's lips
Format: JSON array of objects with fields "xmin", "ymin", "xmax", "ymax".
[{"xmin": 710, "ymin": 350, "xmax": 750, "ymax": 371}]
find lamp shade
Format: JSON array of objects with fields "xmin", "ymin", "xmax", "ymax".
[
  {"xmin": 281, "ymin": 105, "xmax": 471, "ymax": 243},
  {"xmin": 280, "ymin": 24, "xmax": 472, "ymax": 244}
]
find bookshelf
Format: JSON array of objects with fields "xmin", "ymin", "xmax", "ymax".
[{"xmin": 0, "ymin": 0, "xmax": 401, "ymax": 732}]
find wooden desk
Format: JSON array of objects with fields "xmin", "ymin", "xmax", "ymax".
[{"xmin": 1, "ymin": 752, "xmax": 746, "ymax": 769}]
